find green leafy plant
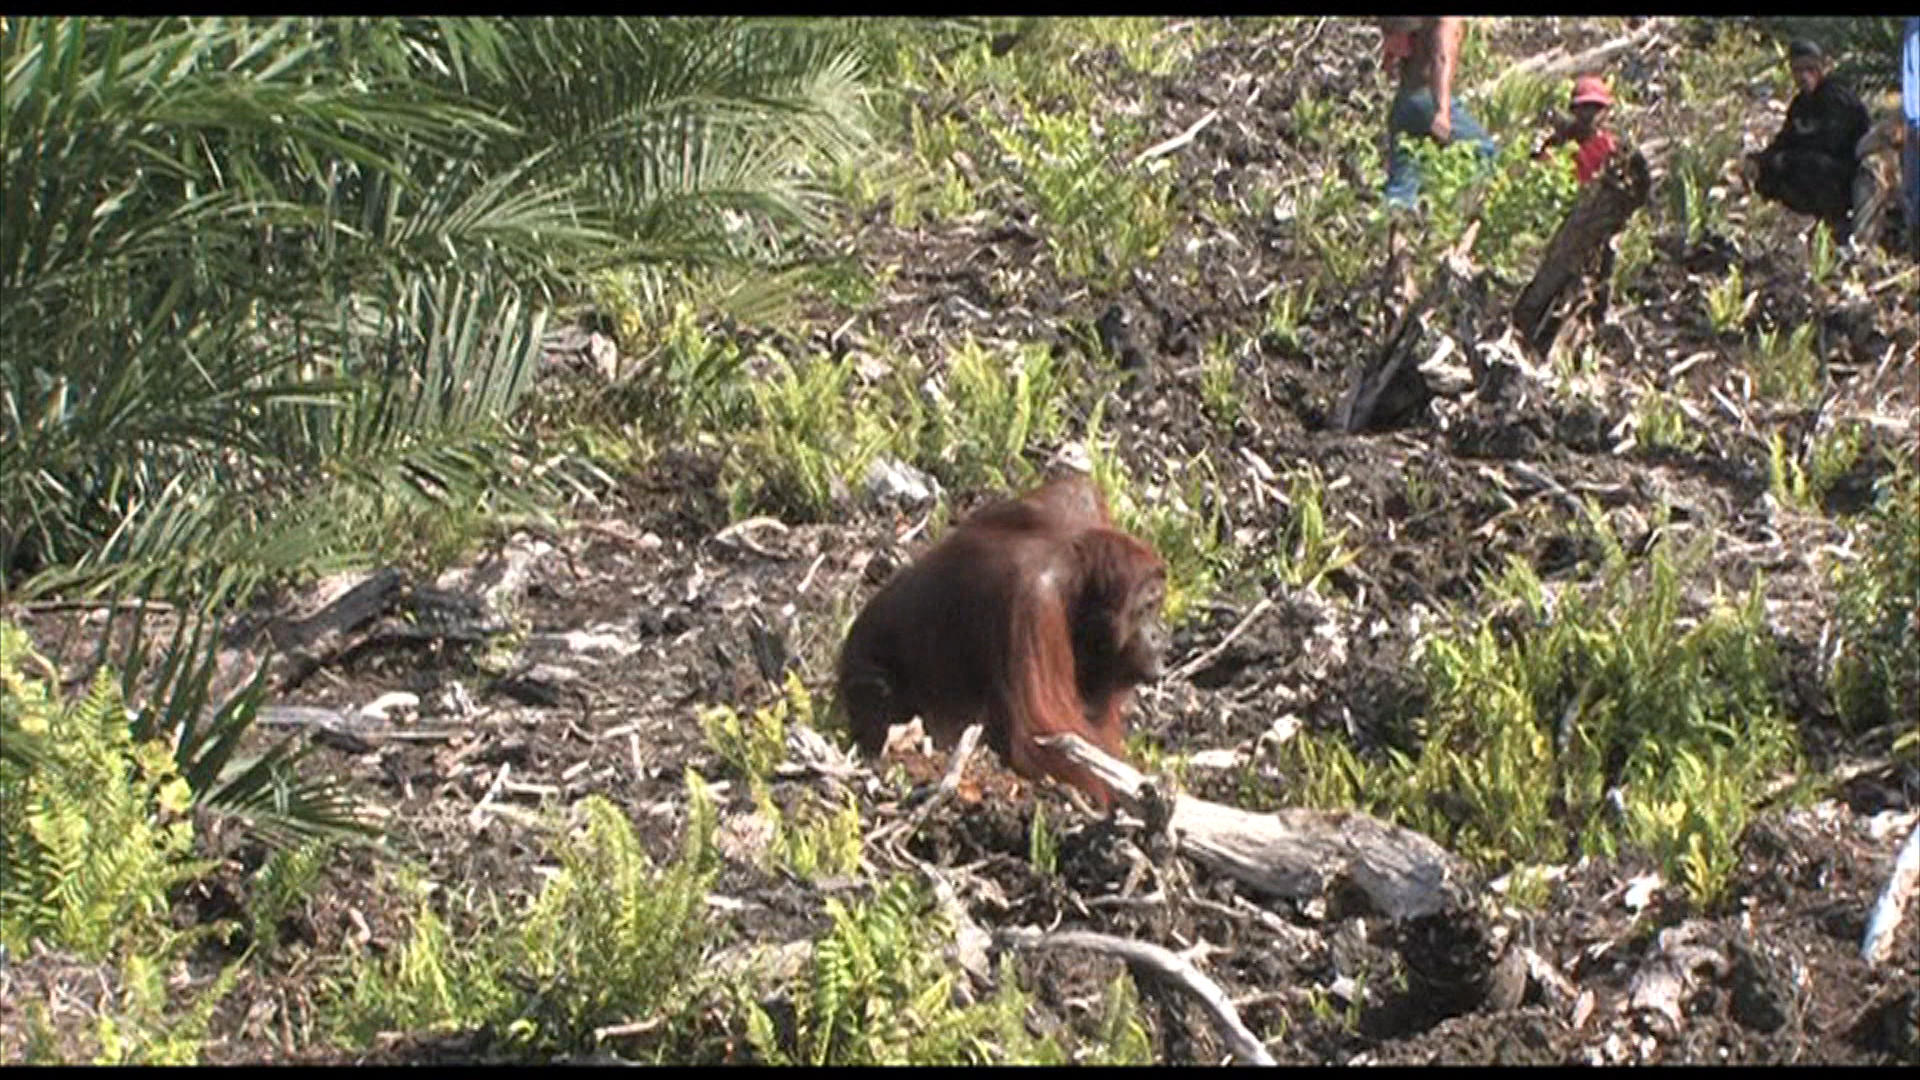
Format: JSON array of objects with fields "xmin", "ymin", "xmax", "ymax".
[
  {"xmin": 328, "ymin": 780, "xmax": 722, "ymax": 1057},
  {"xmin": 1662, "ymin": 124, "xmax": 1742, "ymax": 248},
  {"xmin": 0, "ymin": 624, "xmax": 209, "ymax": 959},
  {"xmin": 1198, "ymin": 336, "xmax": 1243, "ymax": 428},
  {"xmin": 244, "ymin": 838, "xmax": 336, "ymax": 958},
  {"xmin": 1830, "ymin": 462, "xmax": 1920, "ymax": 734},
  {"xmin": 700, "ymin": 676, "xmax": 804, "ymax": 797},
  {"xmin": 1265, "ymin": 280, "xmax": 1318, "ymax": 351},
  {"xmin": 1765, "ymin": 426, "xmax": 1854, "ymax": 514},
  {"xmin": 91, "ymin": 952, "xmax": 247, "ymax": 1066},
  {"xmin": 1290, "ymin": 92, "xmax": 1337, "ymax": 148},
  {"xmin": 1808, "ymin": 220, "xmax": 1837, "ymax": 285},
  {"xmin": 1748, "ymin": 322, "xmax": 1822, "ymax": 405},
  {"xmin": 1610, "ymin": 215, "xmax": 1657, "ymax": 298},
  {"xmin": 924, "ymin": 336, "xmax": 1073, "ymax": 495},
  {"xmin": 1400, "ymin": 133, "xmax": 1579, "ymax": 280},
  {"xmin": 1028, "ymin": 802, "xmax": 1060, "ymax": 876},
  {"xmin": 1093, "ymin": 439, "xmax": 1235, "ymax": 626},
  {"xmin": 1501, "ymin": 864, "xmax": 1556, "ymax": 910},
  {"xmin": 1704, "ymin": 264, "xmax": 1757, "ymax": 335},
  {"xmin": 1635, "ymin": 387, "xmax": 1701, "ymax": 454},
  {"xmin": 761, "ymin": 787, "xmax": 865, "ymax": 881},
  {"xmin": 0, "ymin": 619, "xmax": 271, "ymax": 1065},
  {"xmin": 1274, "ymin": 521, "xmax": 1798, "ymax": 909},
  {"xmin": 984, "ymin": 103, "xmax": 1171, "ymax": 289},
  {"xmin": 724, "ymin": 350, "xmax": 888, "ymax": 521},
  {"xmin": 3, "ymin": 16, "xmax": 874, "ymax": 605},
  {"xmin": 1267, "ymin": 465, "xmax": 1361, "ymax": 593},
  {"xmin": 744, "ymin": 878, "xmax": 1068, "ymax": 1065}
]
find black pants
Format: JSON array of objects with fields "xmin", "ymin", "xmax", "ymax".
[{"xmin": 1754, "ymin": 149, "xmax": 1857, "ymax": 240}]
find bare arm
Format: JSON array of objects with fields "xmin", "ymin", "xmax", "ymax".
[{"xmin": 1429, "ymin": 17, "xmax": 1466, "ymax": 142}]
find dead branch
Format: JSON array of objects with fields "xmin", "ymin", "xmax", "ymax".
[
  {"xmin": 711, "ymin": 516, "xmax": 791, "ymax": 559},
  {"xmin": 1167, "ymin": 596, "xmax": 1275, "ymax": 684},
  {"xmin": 995, "ymin": 926, "xmax": 1276, "ymax": 1066},
  {"xmin": 871, "ymin": 723, "xmax": 985, "ymax": 856},
  {"xmin": 1034, "ymin": 732, "xmax": 1469, "ymax": 921},
  {"xmin": 1487, "ymin": 22, "xmax": 1663, "ymax": 88},
  {"xmin": 1133, "ymin": 109, "xmax": 1220, "ymax": 167},
  {"xmin": 12, "ymin": 598, "xmax": 178, "ymax": 615},
  {"xmin": 269, "ymin": 567, "xmax": 407, "ymax": 692}
]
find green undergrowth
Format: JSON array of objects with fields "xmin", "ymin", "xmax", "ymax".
[
  {"xmin": 743, "ymin": 877, "xmax": 1150, "ymax": 1065},
  {"xmin": 700, "ymin": 675, "xmax": 865, "ymax": 882},
  {"xmin": 1268, "ymin": 515, "xmax": 1801, "ymax": 909},
  {"xmin": 324, "ymin": 726, "xmax": 1150, "ymax": 1063},
  {"xmin": 0, "ymin": 622, "xmax": 246, "ymax": 1064},
  {"xmin": 1830, "ymin": 463, "xmax": 1920, "ymax": 743},
  {"xmin": 1399, "ymin": 128, "xmax": 1580, "ymax": 281},
  {"xmin": 324, "ymin": 785, "xmax": 724, "ymax": 1060}
]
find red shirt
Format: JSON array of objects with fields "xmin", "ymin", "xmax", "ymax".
[
  {"xmin": 1570, "ymin": 130, "xmax": 1617, "ymax": 185},
  {"xmin": 1537, "ymin": 127, "xmax": 1618, "ymax": 185}
]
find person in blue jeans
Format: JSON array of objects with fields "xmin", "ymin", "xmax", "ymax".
[
  {"xmin": 1904, "ymin": 16, "xmax": 1919, "ymax": 256},
  {"xmin": 1378, "ymin": 17, "xmax": 1498, "ymax": 209}
]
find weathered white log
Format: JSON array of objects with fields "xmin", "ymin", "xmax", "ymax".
[
  {"xmin": 1035, "ymin": 733, "xmax": 1468, "ymax": 921},
  {"xmin": 995, "ymin": 927, "xmax": 1276, "ymax": 1066},
  {"xmin": 1132, "ymin": 109, "xmax": 1220, "ymax": 168},
  {"xmin": 1484, "ymin": 22, "xmax": 1664, "ymax": 89},
  {"xmin": 1861, "ymin": 821, "xmax": 1920, "ymax": 967}
]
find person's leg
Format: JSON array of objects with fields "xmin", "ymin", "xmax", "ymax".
[
  {"xmin": 1384, "ymin": 88, "xmax": 1436, "ymax": 208},
  {"xmin": 1849, "ymin": 155, "xmax": 1880, "ymax": 247},
  {"xmin": 1905, "ymin": 120, "xmax": 1920, "ymax": 256},
  {"xmin": 1769, "ymin": 150, "xmax": 1854, "ymax": 220},
  {"xmin": 1447, "ymin": 100, "xmax": 1498, "ymax": 162}
]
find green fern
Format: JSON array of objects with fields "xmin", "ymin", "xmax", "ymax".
[
  {"xmin": 244, "ymin": 838, "xmax": 335, "ymax": 957},
  {"xmin": 0, "ymin": 624, "xmax": 210, "ymax": 960},
  {"xmin": 749, "ymin": 877, "xmax": 1075, "ymax": 1065},
  {"xmin": 328, "ymin": 779, "xmax": 722, "ymax": 1055},
  {"xmin": 94, "ymin": 952, "xmax": 248, "ymax": 1065}
]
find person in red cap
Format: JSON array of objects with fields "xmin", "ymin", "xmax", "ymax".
[{"xmin": 1535, "ymin": 74, "xmax": 1619, "ymax": 186}]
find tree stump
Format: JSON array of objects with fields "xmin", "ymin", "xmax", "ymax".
[{"xmin": 1513, "ymin": 147, "xmax": 1651, "ymax": 353}]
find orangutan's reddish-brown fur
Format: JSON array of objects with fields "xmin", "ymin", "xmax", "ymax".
[{"xmin": 837, "ymin": 474, "xmax": 1167, "ymax": 809}]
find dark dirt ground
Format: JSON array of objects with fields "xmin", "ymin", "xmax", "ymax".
[{"xmin": 3, "ymin": 16, "xmax": 1916, "ymax": 1066}]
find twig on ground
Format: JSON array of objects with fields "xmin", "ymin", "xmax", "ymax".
[
  {"xmin": 1132, "ymin": 109, "xmax": 1220, "ymax": 167},
  {"xmin": 711, "ymin": 516, "xmax": 790, "ymax": 559},
  {"xmin": 469, "ymin": 762, "xmax": 511, "ymax": 829},
  {"xmin": 796, "ymin": 551, "xmax": 829, "ymax": 594},
  {"xmin": 996, "ymin": 927, "xmax": 1277, "ymax": 1066},
  {"xmin": 1168, "ymin": 596, "xmax": 1275, "ymax": 684},
  {"xmin": 14, "ymin": 598, "xmax": 177, "ymax": 614},
  {"xmin": 872, "ymin": 723, "xmax": 985, "ymax": 859}
]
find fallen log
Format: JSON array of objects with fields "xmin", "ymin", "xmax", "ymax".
[
  {"xmin": 267, "ymin": 567, "xmax": 407, "ymax": 691},
  {"xmin": 1485, "ymin": 22, "xmax": 1664, "ymax": 89},
  {"xmin": 1033, "ymin": 733, "xmax": 1471, "ymax": 921}
]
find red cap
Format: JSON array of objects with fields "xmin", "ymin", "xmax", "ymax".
[{"xmin": 1571, "ymin": 75, "xmax": 1614, "ymax": 107}]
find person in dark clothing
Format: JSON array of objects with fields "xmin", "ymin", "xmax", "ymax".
[{"xmin": 1748, "ymin": 38, "xmax": 1873, "ymax": 241}]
